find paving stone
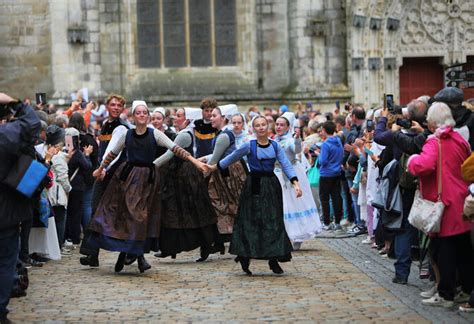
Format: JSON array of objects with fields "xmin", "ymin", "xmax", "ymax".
[{"xmin": 7, "ymin": 238, "xmax": 471, "ymax": 322}]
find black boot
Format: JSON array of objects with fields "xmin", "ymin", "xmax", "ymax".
[
  {"xmin": 124, "ymin": 254, "xmax": 137, "ymax": 265},
  {"xmin": 196, "ymin": 247, "xmax": 210, "ymax": 262},
  {"xmin": 234, "ymin": 256, "xmax": 252, "ymax": 275},
  {"xmin": 137, "ymin": 255, "xmax": 151, "ymax": 273},
  {"xmin": 269, "ymin": 259, "xmax": 284, "ymax": 274},
  {"xmin": 114, "ymin": 252, "xmax": 126, "ymax": 273},
  {"xmin": 80, "ymin": 254, "xmax": 99, "ymax": 267}
]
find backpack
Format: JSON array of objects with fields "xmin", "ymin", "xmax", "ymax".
[{"xmin": 398, "ymin": 153, "xmax": 417, "ymax": 189}]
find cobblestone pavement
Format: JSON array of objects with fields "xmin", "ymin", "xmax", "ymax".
[{"xmin": 8, "ymin": 237, "xmax": 472, "ymax": 322}]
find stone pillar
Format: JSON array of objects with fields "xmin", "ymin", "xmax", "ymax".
[
  {"xmin": 256, "ymin": 0, "xmax": 290, "ymax": 92},
  {"xmin": 50, "ymin": 0, "xmax": 102, "ymax": 100}
]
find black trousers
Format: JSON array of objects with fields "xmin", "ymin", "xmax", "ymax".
[
  {"xmin": 65, "ymin": 190, "xmax": 83, "ymax": 245},
  {"xmin": 319, "ymin": 175, "xmax": 343, "ymax": 226},
  {"xmin": 52, "ymin": 206, "xmax": 66, "ymax": 248},
  {"xmin": 19, "ymin": 216, "xmax": 33, "ymax": 261},
  {"xmin": 432, "ymin": 232, "xmax": 474, "ymax": 301}
]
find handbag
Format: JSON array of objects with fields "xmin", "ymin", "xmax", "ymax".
[
  {"xmin": 408, "ymin": 140, "xmax": 445, "ymax": 233},
  {"xmin": 2, "ymin": 154, "xmax": 48, "ymax": 198},
  {"xmin": 307, "ymin": 158, "xmax": 320, "ymax": 187}
]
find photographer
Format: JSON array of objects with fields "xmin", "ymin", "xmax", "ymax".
[
  {"xmin": 0, "ymin": 93, "xmax": 41, "ymax": 324},
  {"xmin": 392, "ymin": 100, "xmax": 431, "ymax": 155}
]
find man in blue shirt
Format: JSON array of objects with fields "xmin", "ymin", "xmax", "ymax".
[{"xmin": 318, "ymin": 121, "xmax": 344, "ymax": 231}]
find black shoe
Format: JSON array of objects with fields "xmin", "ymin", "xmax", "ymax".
[
  {"xmin": 196, "ymin": 247, "xmax": 210, "ymax": 262},
  {"xmin": 10, "ymin": 286, "xmax": 27, "ymax": 298},
  {"xmin": 21, "ymin": 257, "xmax": 43, "ymax": 268},
  {"xmin": 115, "ymin": 252, "xmax": 126, "ymax": 273},
  {"xmin": 154, "ymin": 252, "xmax": 176, "ymax": 259},
  {"xmin": 80, "ymin": 255, "xmax": 99, "ymax": 267},
  {"xmin": 269, "ymin": 259, "xmax": 284, "ymax": 274},
  {"xmin": 30, "ymin": 253, "xmax": 49, "ymax": 263},
  {"xmin": 234, "ymin": 256, "xmax": 252, "ymax": 275},
  {"xmin": 137, "ymin": 255, "xmax": 151, "ymax": 273},
  {"xmin": 124, "ymin": 254, "xmax": 137, "ymax": 266},
  {"xmin": 0, "ymin": 312, "xmax": 11, "ymax": 324},
  {"xmin": 392, "ymin": 277, "xmax": 407, "ymax": 285}
]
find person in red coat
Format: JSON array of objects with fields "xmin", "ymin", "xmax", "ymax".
[{"xmin": 408, "ymin": 102, "xmax": 473, "ymax": 307}]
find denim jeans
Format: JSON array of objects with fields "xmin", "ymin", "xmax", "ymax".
[
  {"xmin": 82, "ymin": 185, "xmax": 93, "ymax": 231},
  {"xmin": 0, "ymin": 229, "xmax": 20, "ymax": 314},
  {"xmin": 347, "ymin": 179, "xmax": 362, "ymax": 226}
]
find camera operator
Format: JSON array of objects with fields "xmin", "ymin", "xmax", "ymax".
[
  {"xmin": 392, "ymin": 99, "xmax": 431, "ymax": 155},
  {"xmin": 0, "ymin": 93, "xmax": 41, "ymax": 324}
]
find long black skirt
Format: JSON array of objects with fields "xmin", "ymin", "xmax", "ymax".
[
  {"xmin": 229, "ymin": 174, "xmax": 292, "ymax": 262},
  {"xmin": 159, "ymin": 161, "xmax": 217, "ymax": 255}
]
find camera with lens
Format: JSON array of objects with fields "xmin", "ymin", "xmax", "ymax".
[{"xmin": 396, "ymin": 118, "xmax": 412, "ymax": 129}]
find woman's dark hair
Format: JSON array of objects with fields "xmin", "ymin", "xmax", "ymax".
[
  {"xmin": 322, "ymin": 121, "xmax": 336, "ymax": 135},
  {"xmin": 68, "ymin": 112, "xmax": 87, "ymax": 133}
]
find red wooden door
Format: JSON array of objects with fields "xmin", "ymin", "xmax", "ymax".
[{"xmin": 399, "ymin": 57, "xmax": 444, "ymax": 105}]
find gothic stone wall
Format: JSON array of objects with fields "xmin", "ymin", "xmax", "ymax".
[{"xmin": 0, "ymin": 0, "xmax": 53, "ymax": 99}]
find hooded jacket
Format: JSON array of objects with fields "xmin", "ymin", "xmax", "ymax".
[{"xmin": 318, "ymin": 136, "xmax": 343, "ymax": 177}]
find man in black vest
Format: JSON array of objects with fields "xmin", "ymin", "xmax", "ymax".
[{"xmin": 79, "ymin": 94, "xmax": 129, "ymax": 267}]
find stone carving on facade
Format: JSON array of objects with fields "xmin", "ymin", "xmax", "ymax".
[{"xmin": 400, "ymin": 0, "xmax": 474, "ymax": 63}]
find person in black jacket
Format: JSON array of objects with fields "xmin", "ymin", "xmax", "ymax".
[
  {"xmin": 68, "ymin": 113, "xmax": 99, "ymax": 237},
  {"xmin": 0, "ymin": 93, "xmax": 41, "ymax": 324},
  {"xmin": 392, "ymin": 99, "xmax": 430, "ymax": 155},
  {"xmin": 64, "ymin": 126, "xmax": 93, "ymax": 245}
]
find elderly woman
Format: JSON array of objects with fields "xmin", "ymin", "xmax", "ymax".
[{"xmin": 407, "ymin": 102, "xmax": 473, "ymax": 307}]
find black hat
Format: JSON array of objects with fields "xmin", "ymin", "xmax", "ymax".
[
  {"xmin": 45, "ymin": 125, "xmax": 65, "ymax": 146},
  {"xmin": 432, "ymin": 87, "xmax": 464, "ymax": 107}
]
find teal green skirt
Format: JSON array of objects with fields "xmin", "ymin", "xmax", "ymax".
[{"xmin": 229, "ymin": 174, "xmax": 292, "ymax": 262}]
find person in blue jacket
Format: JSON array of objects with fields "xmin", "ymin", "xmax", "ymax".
[
  {"xmin": 317, "ymin": 121, "xmax": 344, "ymax": 230},
  {"xmin": 206, "ymin": 116, "xmax": 302, "ymax": 275}
]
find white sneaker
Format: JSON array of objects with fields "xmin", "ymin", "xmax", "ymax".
[
  {"xmin": 61, "ymin": 247, "xmax": 72, "ymax": 256},
  {"xmin": 64, "ymin": 240, "xmax": 74, "ymax": 248},
  {"xmin": 420, "ymin": 285, "xmax": 437, "ymax": 298},
  {"xmin": 340, "ymin": 219, "xmax": 350, "ymax": 226},
  {"xmin": 459, "ymin": 303, "xmax": 474, "ymax": 312},
  {"xmin": 361, "ymin": 236, "xmax": 372, "ymax": 244},
  {"xmin": 454, "ymin": 291, "xmax": 470, "ymax": 303},
  {"xmin": 421, "ymin": 293, "xmax": 454, "ymax": 307}
]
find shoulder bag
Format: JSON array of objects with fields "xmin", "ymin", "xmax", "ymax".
[{"xmin": 408, "ymin": 140, "xmax": 444, "ymax": 233}]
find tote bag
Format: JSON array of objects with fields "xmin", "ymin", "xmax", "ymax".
[
  {"xmin": 408, "ymin": 140, "xmax": 444, "ymax": 234},
  {"xmin": 307, "ymin": 159, "xmax": 320, "ymax": 188}
]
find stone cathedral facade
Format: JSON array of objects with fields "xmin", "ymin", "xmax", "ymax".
[{"xmin": 0, "ymin": 0, "xmax": 473, "ymax": 109}]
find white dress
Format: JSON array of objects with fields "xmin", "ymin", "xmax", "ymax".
[{"xmin": 274, "ymin": 133, "xmax": 322, "ymax": 242}]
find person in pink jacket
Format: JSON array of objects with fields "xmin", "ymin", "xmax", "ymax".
[{"xmin": 408, "ymin": 102, "xmax": 473, "ymax": 307}]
